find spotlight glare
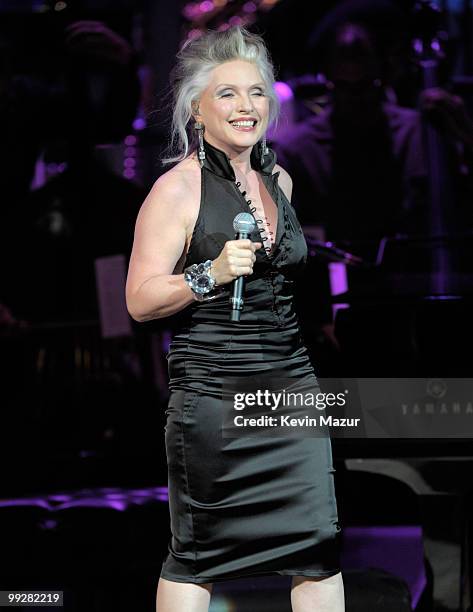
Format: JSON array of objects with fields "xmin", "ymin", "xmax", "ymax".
[
  {"xmin": 124, "ymin": 168, "xmax": 136, "ymax": 179},
  {"xmin": 243, "ymin": 1, "xmax": 257, "ymax": 13},
  {"xmin": 199, "ymin": 0, "xmax": 214, "ymax": 13}
]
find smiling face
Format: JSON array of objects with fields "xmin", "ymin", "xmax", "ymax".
[{"xmin": 194, "ymin": 59, "xmax": 270, "ymax": 157}]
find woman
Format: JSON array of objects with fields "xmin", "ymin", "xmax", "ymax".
[{"xmin": 126, "ymin": 26, "xmax": 344, "ymax": 612}]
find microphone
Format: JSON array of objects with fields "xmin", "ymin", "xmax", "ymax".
[{"xmin": 230, "ymin": 212, "xmax": 257, "ymax": 322}]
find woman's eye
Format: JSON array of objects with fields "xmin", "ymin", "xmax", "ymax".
[
  {"xmin": 252, "ymin": 91, "xmax": 266, "ymax": 97},
  {"xmin": 219, "ymin": 92, "xmax": 234, "ymax": 98}
]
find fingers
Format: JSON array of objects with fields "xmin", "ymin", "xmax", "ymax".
[
  {"xmin": 227, "ymin": 240, "xmax": 260, "ymax": 256},
  {"xmin": 227, "ymin": 254, "xmax": 255, "ymax": 277},
  {"xmin": 231, "ymin": 239, "xmax": 262, "ymax": 252},
  {"xmin": 213, "ymin": 240, "xmax": 262, "ymax": 285},
  {"xmin": 228, "ymin": 265, "xmax": 253, "ymax": 278},
  {"xmin": 228, "ymin": 249, "xmax": 259, "ymax": 278},
  {"xmin": 228, "ymin": 241, "xmax": 260, "ymax": 274},
  {"xmin": 229, "ymin": 250, "xmax": 256, "ymax": 263}
]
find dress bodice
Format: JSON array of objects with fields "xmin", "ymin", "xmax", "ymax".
[
  {"xmin": 183, "ymin": 139, "xmax": 308, "ymax": 317},
  {"xmin": 168, "ymin": 139, "xmax": 313, "ymax": 393}
]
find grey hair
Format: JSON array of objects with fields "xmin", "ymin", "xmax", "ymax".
[{"xmin": 162, "ymin": 26, "xmax": 280, "ymax": 165}]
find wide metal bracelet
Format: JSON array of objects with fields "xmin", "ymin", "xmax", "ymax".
[
  {"xmin": 184, "ymin": 259, "xmax": 216, "ymax": 295},
  {"xmin": 193, "ymin": 286, "xmax": 225, "ymax": 302}
]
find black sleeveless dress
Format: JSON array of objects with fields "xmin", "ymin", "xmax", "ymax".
[{"xmin": 160, "ymin": 139, "xmax": 341, "ymax": 584}]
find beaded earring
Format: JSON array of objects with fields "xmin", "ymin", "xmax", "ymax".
[
  {"xmin": 194, "ymin": 121, "xmax": 205, "ymax": 168},
  {"xmin": 260, "ymin": 136, "xmax": 269, "ymax": 166}
]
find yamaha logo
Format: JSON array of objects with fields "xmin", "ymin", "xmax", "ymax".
[{"xmin": 426, "ymin": 378, "xmax": 447, "ymax": 399}]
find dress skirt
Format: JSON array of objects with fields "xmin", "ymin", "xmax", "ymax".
[{"xmin": 160, "ymin": 380, "xmax": 341, "ymax": 584}]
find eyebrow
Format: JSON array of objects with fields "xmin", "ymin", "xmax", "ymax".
[{"xmin": 214, "ymin": 82, "xmax": 266, "ymax": 91}]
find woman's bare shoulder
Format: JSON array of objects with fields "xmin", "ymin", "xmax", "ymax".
[
  {"xmin": 140, "ymin": 155, "xmax": 201, "ymax": 227},
  {"xmin": 151, "ymin": 156, "xmax": 201, "ymax": 201}
]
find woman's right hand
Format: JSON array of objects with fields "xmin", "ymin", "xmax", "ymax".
[{"xmin": 211, "ymin": 240, "xmax": 262, "ymax": 286}]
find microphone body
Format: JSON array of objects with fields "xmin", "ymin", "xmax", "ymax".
[{"xmin": 230, "ymin": 213, "xmax": 257, "ymax": 322}]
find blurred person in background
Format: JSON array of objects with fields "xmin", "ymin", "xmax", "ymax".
[
  {"xmin": 273, "ymin": 9, "xmax": 473, "ymax": 373},
  {"xmin": 0, "ymin": 6, "xmax": 142, "ymax": 324}
]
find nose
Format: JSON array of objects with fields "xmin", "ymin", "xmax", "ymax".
[{"xmin": 237, "ymin": 93, "xmax": 254, "ymax": 113}]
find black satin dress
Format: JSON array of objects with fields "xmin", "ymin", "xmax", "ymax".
[{"xmin": 160, "ymin": 139, "xmax": 341, "ymax": 584}]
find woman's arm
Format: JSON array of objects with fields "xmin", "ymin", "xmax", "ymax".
[
  {"xmin": 125, "ymin": 170, "xmax": 197, "ymax": 322},
  {"xmin": 125, "ymin": 167, "xmax": 260, "ymax": 323}
]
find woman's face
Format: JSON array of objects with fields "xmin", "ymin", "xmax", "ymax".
[{"xmin": 195, "ymin": 59, "xmax": 270, "ymax": 156}]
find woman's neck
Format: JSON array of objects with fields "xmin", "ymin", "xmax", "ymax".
[
  {"xmin": 230, "ymin": 153, "xmax": 252, "ymax": 177},
  {"xmin": 204, "ymin": 136, "xmax": 253, "ymax": 176}
]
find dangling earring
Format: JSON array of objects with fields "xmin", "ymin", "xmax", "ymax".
[
  {"xmin": 260, "ymin": 136, "xmax": 269, "ymax": 166},
  {"xmin": 195, "ymin": 121, "xmax": 205, "ymax": 168}
]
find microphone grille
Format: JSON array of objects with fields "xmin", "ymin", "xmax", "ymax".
[{"xmin": 233, "ymin": 212, "xmax": 256, "ymax": 234}]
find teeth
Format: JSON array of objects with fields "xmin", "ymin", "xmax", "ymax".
[{"xmin": 231, "ymin": 121, "xmax": 255, "ymax": 127}]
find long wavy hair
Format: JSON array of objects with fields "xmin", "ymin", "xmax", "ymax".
[{"xmin": 162, "ymin": 26, "xmax": 280, "ymax": 165}]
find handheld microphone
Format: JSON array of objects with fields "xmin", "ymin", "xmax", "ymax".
[{"xmin": 230, "ymin": 212, "xmax": 257, "ymax": 322}]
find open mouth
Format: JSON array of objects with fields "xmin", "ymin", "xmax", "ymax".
[{"xmin": 229, "ymin": 119, "xmax": 257, "ymax": 131}]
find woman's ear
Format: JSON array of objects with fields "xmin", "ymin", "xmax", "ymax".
[{"xmin": 192, "ymin": 100, "xmax": 202, "ymax": 121}]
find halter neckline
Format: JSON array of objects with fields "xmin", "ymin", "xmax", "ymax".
[{"xmin": 201, "ymin": 138, "xmax": 277, "ymax": 181}]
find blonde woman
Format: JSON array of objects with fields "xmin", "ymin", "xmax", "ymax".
[{"xmin": 126, "ymin": 26, "xmax": 344, "ymax": 612}]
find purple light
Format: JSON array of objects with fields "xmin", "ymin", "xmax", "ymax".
[
  {"xmin": 243, "ymin": 1, "xmax": 257, "ymax": 12},
  {"xmin": 124, "ymin": 168, "xmax": 136, "ymax": 179},
  {"xmin": 328, "ymin": 262, "xmax": 348, "ymax": 296},
  {"xmin": 49, "ymin": 494, "xmax": 72, "ymax": 502},
  {"xmin": 0, "ymin": 486, "xmax": 171, "ymax": 513},
  {"xmin": 413, "ymin": 38, "xmax": 423, "ymax": 55},
  {"xmin": 162, "ymin": 330, "xmax": 172, "ymax": 353},
  {"xmin": 188, "ymin": 28, "xmax": 203, "ymax": 40},
  {"xmin": 124, "ymin": 135, "xmax": 137, "ymax": 146},
  {"xmin": 124, "ymin": 158, "xmax": 136, "ymax": 168},
  {"xmin": 274, "ymin": 81, "xmax": 294, "ymax": 103},
  {"xmin": 183, "ymin": 4, "xmax": 199, "ymax": 19},
  {"xmin": 199, "ymin": 0, "xmax": 214, "ymax": 12},
  {"xmin": 133, "ymin": 117, "xmax": 146, "ymax": 131},
  {"xmin": 38, "ymin": 519, "xmax": 58, "ymax": 530},
  {"xmin": 329, "ymin": 262, "xmax": 349, "ymax": 316},
  {"xmin": 229, "ymin": 15, "xmax": 243, "ymax": 25},
  {"xmin": 0, "ymin": 499, "xmax": 50, "ymax": 509},
  {"xmin": 125, "ymin": 147, "xmax": 136, "ymax": 157},
  {"xmin": 342, "ymin": 526, "xmax": 426, "ymax": 609}
]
